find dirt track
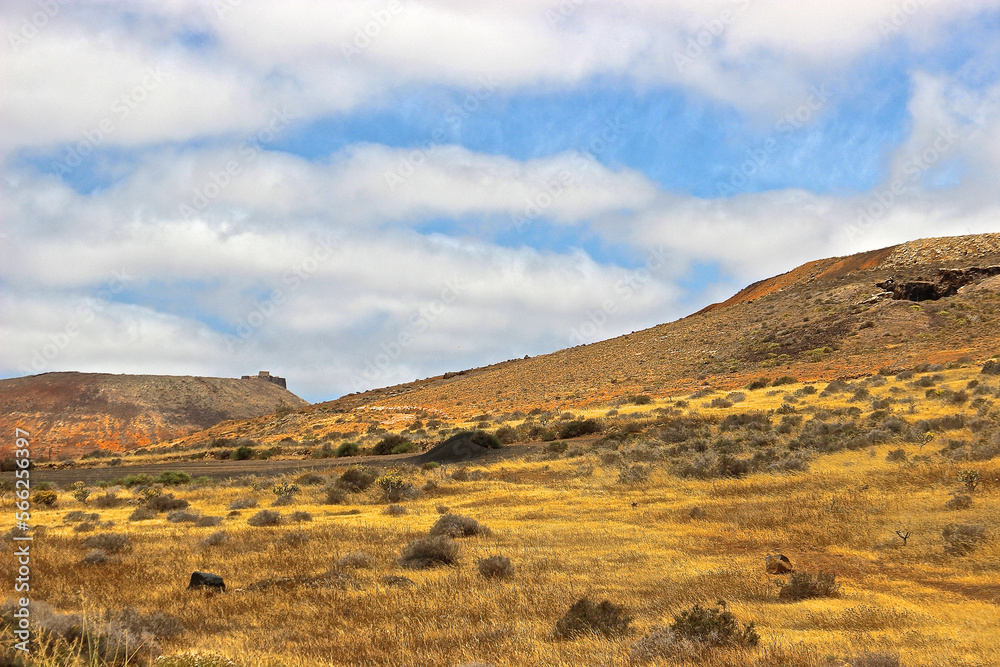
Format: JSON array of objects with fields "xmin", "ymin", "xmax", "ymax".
[{"xmin": 0, "ymin": 442, "xmax": 551, "ymax": 486}]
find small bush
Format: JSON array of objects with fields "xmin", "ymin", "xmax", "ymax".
[
  {"xmin": 942, "ymin": 523, "xmax": 987, "ymax": 556},
  {"xmin": 670, "ymin": 601, "xmax": 759, "ymax": 648},
  {"xmin": 335, "ymin": 441, "xmax": 359, "ymax": 457},
  {"xmin": 772, "ymin": 376, "xmax": 797, "ymax": 386},
  {"xmin": 147, "ymin": 493, "xmax": 189, "ymax": 513},
  {"xmin": 82, "ymin": 549, "xmax": 110, "ymax": 564},
  {"xmin": 129, "ymin": 507, "xmax": 156, "ymax": 522},
  {"xmin": 981, "ymin": 360, "xmax": 1000, "ymax": 375},
  {"xmin": 945, "ymin": 494, "xmax": 973, "ymax": 510},
  {"xmin": 247, "ymin": 510, "xmax": 282, "ymax": 527},
  {"xmin": 554, "ymin": 597, "xmax": 631, "ymax": 639},
  {"xmin": 429, "ymin": 513, "xmax": 491, "ymax": 538},
  {"xmin": 33, "ymin": 490, "xmax": 58, "ymax": 507},
  {"xmin": 886, "ymin": 448, "xmax": 907, "ymax": 462},
  {"xmin": 628, "ymin": 394, "xmax": 653, "ymax": 405},
  {"xmin": 436, "ymin": 504, "xmax": 450, "ymax": 514},
  {"xmin": 324, "ymin": 486, "xmax": 348, "ymax": 504},
  {"xmin": 156, "ymin": 471, "xmax": 192, "ymax": 485},
  {"xmin": 779, "ymin": 572, "xmax": 839, "ymax": 601},
  {"xmin": 228, "ymin": 497, "xmax": 258, "ymax": 510},
  {"xmin": 477, "ymin": 555, "xmax": 514, "ymax": 579},
  {"xmin": 230, "ymin": 446, "xmax": 255, "ymax": 460},
  {"xmin": 383, "ymin": 504, "xmax": 407, "ymax": 516},
  {"xmin": 296, "ymin": 474, "xmax": 324, "ymax": 486},
  {"xmin": 199, "ymin": 531, "xmax": 230, "ymax": 548},
  {"xmin": 399, "ymin": 535, "xmax": 459, "ymax": 569},
  {"xmin": 337, "ymin": 551, "xmax": 373, "ymax": 569},
  {"xmin": 546, "ymin": 441, "xmax": 568, "ymax": 454},
  {"xmin": 707, "ymin": 398, "xmax": 733, "ymax": 409},
  {"xmin": 747, "ymin": 377, "xmax": 770, "ymax": 390},
  {"xmin": 422, "ymin": 461, "xmax": 441, "ymax": 471},
  {"xmin": 289, "ymin": 510, "xmax": 313, "ymax": 522},
  {"xmin": 167, "ymin": 510, "xmax": 201, "ymax": 523},
  {"xmin": 558, "ymin": 419, "xmax": 604, "ymax": 439},
  {"xmin": 278, "ymin": 529, "xmax": 309, "ymax": 547},
  {"xmin": 92, "ymin": 492, "xmax": 122, "ymax": 509},
  {"xmin": 81, "ymin": 533, "xmax": 130, "ymax": 554},
  {"xmin": 195, "ymin": 515, "xmax": 223, "ymax": 527},
  {"xmin": 338, "ymin": 466, "xmax": 377, "ymax": 492},
  {"xmin": 373, "ymin": 434, "xmax": 410, "ymax": 455},
  {"xmin": 618, "ymin": 464, "xmax": 650, "ymax": 485}
]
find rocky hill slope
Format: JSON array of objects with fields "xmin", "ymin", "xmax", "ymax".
[{"xmin": 0, "ymin": 372, "xmax": 308, "ymax": 456}]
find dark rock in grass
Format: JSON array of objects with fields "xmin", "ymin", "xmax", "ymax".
[
  {"xmin": 765, "ymin": 554, "xmax": 793, "ymax": 575},
  {"xmin": 188, "ymin": 571, "xmax": 226, "ymax": 592}
]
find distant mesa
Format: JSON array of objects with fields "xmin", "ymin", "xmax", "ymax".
[{"xmin": 241, "ymin": 370, "xmax": 287, "ymax": 389}]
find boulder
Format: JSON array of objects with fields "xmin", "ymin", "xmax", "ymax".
[
  {"xmin": 188, "ymin": 571, "xmax": 226, "ymax": 592},
  {"xmin": 765, "ymin": 554, "xmax": 793, "ymax": 575}
]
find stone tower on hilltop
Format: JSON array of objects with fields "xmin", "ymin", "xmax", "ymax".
[{"xmin": 241, "ymin": 370, "xmax": 287, "ymax": 389}]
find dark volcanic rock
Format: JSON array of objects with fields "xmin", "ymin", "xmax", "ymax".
[{"xmin": 188, "ymin": 571, "xmax": 226, "ymax": 592}]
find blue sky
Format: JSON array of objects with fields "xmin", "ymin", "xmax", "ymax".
[{"xmin": 2, "ymin": 1, "xmax": 1000, "ymax": 401}]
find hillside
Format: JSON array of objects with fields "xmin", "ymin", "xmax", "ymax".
[
  {"xmin": 155, "ymin": 233, "xmax": 1000, "ymax": 451},
  {"xmin": 0, "ymin": 372, "xmax": 308, "ymax": 456}
]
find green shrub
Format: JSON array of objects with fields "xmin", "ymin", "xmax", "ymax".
[
  {"xmin": 421, "ymin": 461, "xmax": 441, "ymax": 471},
  {"xmin": 230, "ymin": 446, "xmax": 255, "ymax": 461},
  {"xmin": 335, "ymin": 441, "xmax": 359, "ymax": 457},
  {"xmin": 373, "ymin": 434, "xmax": 410, "ymax": 455},
  {"xmin": 554, "ymin": 597, "xmax": 631, "ymax": 638},
  {"xmin": 772, "ymin": 376, "xmax": 797, "ymax": 386},
  {"xmin": 546, "ymin": 440, "xmax": 568, "ymax": 454},
  {"xmin": 747, "ymin": 377, "xmax": 770, "ymax": 390},
  {"xmin": 156, "ymin": 471, "xmax": 192, "ymax": 485}
]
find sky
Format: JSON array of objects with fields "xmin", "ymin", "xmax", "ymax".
[{"xmin": 2, "ymin": 1, "xmax": 1000, "ymax": 403}]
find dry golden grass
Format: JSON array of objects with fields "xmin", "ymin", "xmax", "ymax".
[{"xmin": 4, "ymin": 367, "xmax": 1000, "ymax": 666}]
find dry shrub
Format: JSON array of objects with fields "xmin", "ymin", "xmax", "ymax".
[
  {"xmin": 942, "ymin": 523, "xmax": 987, "ymax": 555},
  {"xmin": 554, "ymin": 597, "xmax": 631, "ymax": 639},
  {"xmin": 153, "ymin": 653, "xmax": 237, "ymax": 667},
  {"xmin": 74, "ymin": 521, "xmax": 96, "ymax": 533},
  {"xmin": 81, "ymin": 532, "xmax": 130, "ymax": 554},
  {"xmin": 289, "ymin": 510, "xmax": 313, "ymax": 522},
  {"xmin": 428, "ymin": 513, "xmax": 491, "ymax": 538},
  {"xmin": 92, "ymin": 492, "xmax": 122, "ymax": 509},
  {"xmin": 477, "ymin": 555, "xmax": 514, "ymax": 579},
  {"xmin": 399, "ymin": 535, "xmax": 459, "ymax": 569},
  {"xmin": 779, "ymin": 572, "xmax": 839, "ymax": 601},
  {"xmin": 167, "ymin": 510, "xmax": 201, "ymax": 524},
  {"xmin": 228, "ymin": 497, "xmax": 258, "ymax": 510},
  {"xmin": 147, "ymin": 493, "xmax": 189, "ymax": 513},
  {"xmin": 324, "ymin": 486, "xmax": 348, "ymax": 504},
  {"xmin": 247, "ymin": 510, "xmax": 282, "ymax": 527},
  {"xmin": 383, "ymin": 504, "xmax": 407, "ymax": 516},
  {"xmin": 338, "ymin": 466, "xmax": 377, "ymax": 492},
  {"xmin": 618, "ymin": 464, "xmax": 650, "ymax": 485},
  {"xmin": 847, "ymin": 652, "xmax": 902, "ymax": 667},
  {"xmin": 945, "ymin": 494, "xmax": 973, "ymax": 510},
  {"xmin": 631, "ymin": 601, "xmax": 758, "ymax": 662},
  {"xmin": 199, "ymin": 531, "xmax": 230, "ymax": 548},
  {"xmin": 337, "ymin": 551, "xmax": 374, "ymax": 569},
  {"xmin": 129, "ymin": 507, "xmax": 156, "ymax": 522},
  {"xmin": 82, "ymin": 549, "xmax": 110, "ymax": 565},
  {"xmin": 278, "ymin": 529, "xmax": 309, "ymax": 547}
]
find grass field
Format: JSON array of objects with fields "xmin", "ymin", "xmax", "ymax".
[{"xmin": 3, "ymin": 365, "xmax": 999, "ymax": 666}]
